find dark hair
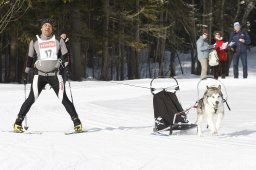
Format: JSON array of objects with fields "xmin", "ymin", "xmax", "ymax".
[
  {"xmin": 214, "ymin": 31, "xmax": 221, "ymax": 36},
  {"xmin": 40, "ymin": 18, "xmax": 55, "ymax": 27},
  {"xmin": 202, "ymin": 29, "xmax": 208, "ymax": 35}
]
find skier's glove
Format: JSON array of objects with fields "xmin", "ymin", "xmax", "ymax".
[{"xmin": 24, "ymin": 67, "xmax": 30, "ymax": 74}]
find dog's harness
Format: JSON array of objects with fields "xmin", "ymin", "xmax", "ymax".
[{"xmin": 198, "ymin": 97, "xmax": 230, "ymax": 114}]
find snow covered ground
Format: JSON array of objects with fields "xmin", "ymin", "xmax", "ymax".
[{"xmin": 0, "ymin": 49, "xmax": 256, "ymax": 170}]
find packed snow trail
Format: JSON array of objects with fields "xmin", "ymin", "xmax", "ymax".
[{"xmin": 0, "ymin": 48, "xmax": 256, "ymax": 170}]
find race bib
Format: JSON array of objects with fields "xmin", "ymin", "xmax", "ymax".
[{"xmin": 36, "ymin": 35, "xmax": 57, "ymax": 60}]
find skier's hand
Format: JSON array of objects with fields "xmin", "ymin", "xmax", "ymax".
[
  {"xmin": 24, "ymin": 67, "xmax": 30, "ymax": 74},
  {"xmin": 64, "ymin": 62, "xmax": 69, "ymax": 67}
]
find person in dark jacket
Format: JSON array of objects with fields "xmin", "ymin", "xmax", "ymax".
[
  {"xmin": 229, "ymin": 22, "xmax": 251, "ymax": 78},
  {"xmin": 13, "ymin": 18, "xmax": 83, "ymax": 133}
]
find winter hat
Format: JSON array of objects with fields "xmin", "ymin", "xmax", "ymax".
[{"xmin": 234, "ymin": 22, "xmax": 240, "ymax": 27}]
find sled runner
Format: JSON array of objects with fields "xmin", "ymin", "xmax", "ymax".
[{"xmin": 150, "ymin": 76, "xmax": 197, "ymax": 135}]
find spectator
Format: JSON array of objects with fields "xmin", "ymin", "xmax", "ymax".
[
  {"xmin": 212, "ymin": 31, "xmax": 227, "ymax": 79},
  {"xmin": 229, "ymin": 22, "xmax": 251, "ymax": 78},
  {"xmin": 196, "ymin": 30, "xmax": 213, "ymax": 79}
]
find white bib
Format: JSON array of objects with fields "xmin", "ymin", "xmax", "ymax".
[{"xmin": 36, "ymin": 35, "xmax": 57, "ymax": 60}]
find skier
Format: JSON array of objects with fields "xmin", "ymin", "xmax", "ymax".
[{"xmin": 13, "ymin": 18, "xmax": 82, "ymax": 133}]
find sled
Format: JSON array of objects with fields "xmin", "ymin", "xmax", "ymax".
[{"xmin": 150, "ymin": 76, "xmax": 197, "ymax": 135}]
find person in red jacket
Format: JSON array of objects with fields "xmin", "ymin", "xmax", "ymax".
[{"xmin": 213, "ymin": 31, "xmax": 227, "ymax": 79}]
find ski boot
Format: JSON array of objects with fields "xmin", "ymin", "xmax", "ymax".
[
  {"xmin": 72, "ymin": 117, "xmax": 83, "ymax": 132},
  {"xmin": 13, "ymin": 117, "xmax": 24, "ymax": 133}
]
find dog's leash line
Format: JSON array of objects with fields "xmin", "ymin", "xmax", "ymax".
[
  {"xmin": 175, "ymin": 101, "xmax": 198, "ymax": 116},
  {"xmin": 223, "ymin": 99, "xmax": 231, "ymax": 111}
]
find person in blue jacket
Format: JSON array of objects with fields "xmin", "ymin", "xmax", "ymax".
[
  {"xmin": 229, "ymin": 22, "xmax": 251, "ymax": 78},
  {"xmin": 196, "ymin": 30, "xmax": 214, "ymax": 79}
]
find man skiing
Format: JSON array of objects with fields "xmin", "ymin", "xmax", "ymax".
[{"xmin": 13, "ymin": 18, "xmax": 83, "ymax": 133}]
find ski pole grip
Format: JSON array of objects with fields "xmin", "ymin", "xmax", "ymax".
[{"xmin": 24, "ymin": 73, "xmax": 28, "ymax": 84}]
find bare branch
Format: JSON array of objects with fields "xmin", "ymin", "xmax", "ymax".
[{"xmin": 0, "ymin": 0, "xmax": 30, "ymax": 33}]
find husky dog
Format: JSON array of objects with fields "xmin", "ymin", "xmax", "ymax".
[{"xmin": 196, "ymin": 85, "xmax": 224, "ymax": 136}]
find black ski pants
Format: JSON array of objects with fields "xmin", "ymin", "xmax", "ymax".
[{"xmin": 17, "ymin": 74, "xmax": 79, "ymax": 120}]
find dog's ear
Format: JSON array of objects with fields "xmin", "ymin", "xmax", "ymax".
[
  {"xmin": 206, "ymin": 86, "xmax": 209, "ymax": 89},
  {"xmin": 218, "ymin": 85, "xmax": 221, "ymax": 90}
]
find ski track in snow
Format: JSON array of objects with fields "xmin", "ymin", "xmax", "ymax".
[{"xmin": 1, "ymin": 49, "xmax": 256, "ymax": 170}]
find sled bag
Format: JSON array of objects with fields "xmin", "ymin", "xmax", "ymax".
[{"xmin": 153, "ymin": 90, "xmax": 184, "ymax": 130}]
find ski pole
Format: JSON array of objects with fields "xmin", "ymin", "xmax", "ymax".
[
  {"xmin": 176, "ymin": 54, "xmax": 184, "ymax": 74},
  {"xmin": 24, "ymin": 74, "xmax": 29, "ymax": 130},
  {"xmin": 67, "ymin": 71, "xmax": 74, "ymax": 104}
]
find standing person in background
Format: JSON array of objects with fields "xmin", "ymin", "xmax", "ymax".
[
  {"xmin": 229, "ymin": 22, "xmax": 251, "ymax": 79},
  {"xmin": 13, "ymin": 18, "xmax": 83, "ymax": 133},
  {"xmin": 196, "ymin": 30, "xmax": 214, "ymax": 79},
  {"xmin": 213, "ymin": 31, "xmax": 227, "ymax": 79}
]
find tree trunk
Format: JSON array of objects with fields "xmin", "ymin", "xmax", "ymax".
[
  {"xmin": 100, "ymin": 0, "xmax": 110, "ymax": 80},
  {"xmin": 120, "ymin": 44, "xmax": 125, "ymax": 80},
  {"xmin": 242, "ymin": 1, "xmax": 256, "ymax": 26},
  {"xmin": 170, "ymin": 48, "xmax": 176, "ymax": 77},
  {"xmin": 71, "ymin": 1, "xmax": 82, "ymax": 81},
  {"xmin": 202, "ymin": 0, "xmax": 207, "ymax": 27},
  {"xmin": 220, "ymin": 0, "xmax": 225, "ymax": 35},
  {"xmin": 190, "ymin": 0, "xmax": 198, "ymax": 75},
  {"xmin": 127, "ymin": 47, "xmax": 133, "ymax": 79},
  {"xmin": 84, "ymin": 42, "xmax": 89, "ymax": 78},
  {"xmin": 129, "ymin": 0, "xmax": 140, "ymax": 80},
  {"xmin": 208, "ymin": 0, "xmax": 213, "ymax": 42},
  {"xmin": 0, "ymin": 34, "xmax": 3, "ymax": 82},
  {"xmin": 233, "ymin": 0, "xmax": 241, "ymax": 23},
  {"xmin": 9, "ymin": 29, "xmax": 18, "ymax": 82},
  {"xmin": 134, "ymin": 0, "xmax": 140, "ymax": 79},
  {"xmin": 157, "ymin": 10, "xmax": 167, "ymax": 76}
]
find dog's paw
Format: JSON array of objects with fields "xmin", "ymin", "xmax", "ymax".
[
  {"xmin": 197, "ymin": 133, "xmax": 203, "ymax": 137},
  {"xmin": 211, "ymin": 130, "xmax": 218, "ymax": 136}
]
